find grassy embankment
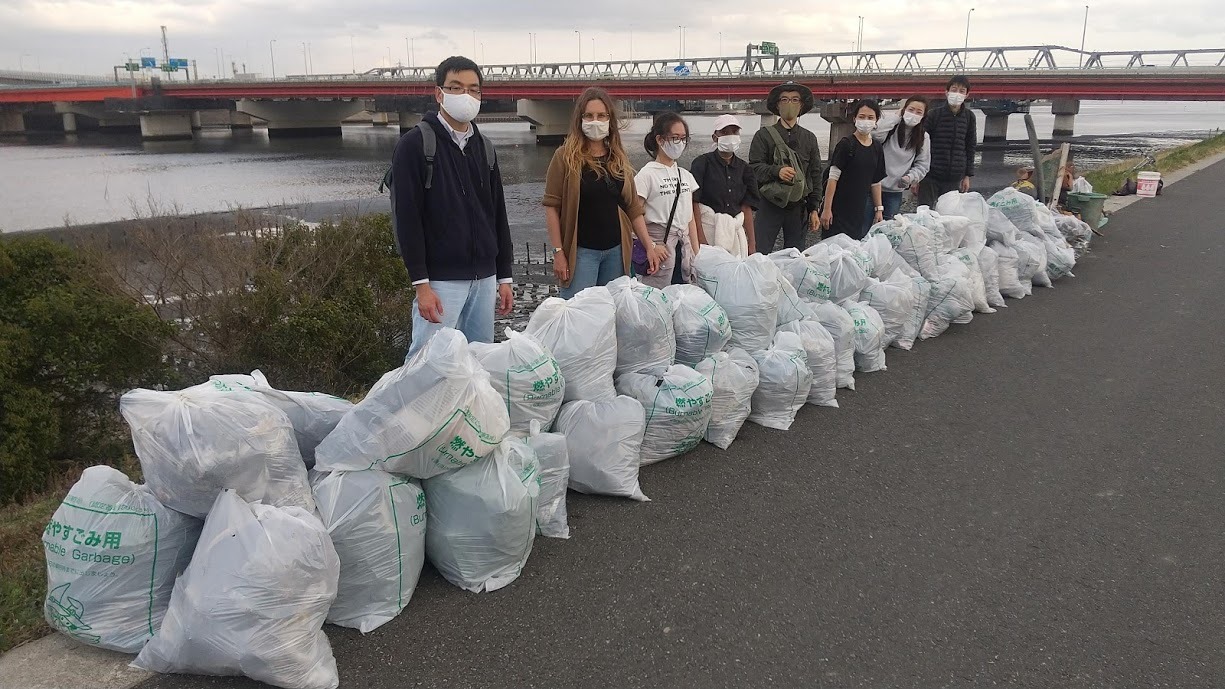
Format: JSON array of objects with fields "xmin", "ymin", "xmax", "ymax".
[{"xmin": 1083, "ymin": 131, "xmax": 1225, "ymax": 196}]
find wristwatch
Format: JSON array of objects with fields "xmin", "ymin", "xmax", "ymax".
[
  {"xmin": 551, "ymin": 247, "xmax": 563, "ymax": 256},
  {"xmin": 874, "ymin": 205, "xmax": 885, "ymax": 212}
]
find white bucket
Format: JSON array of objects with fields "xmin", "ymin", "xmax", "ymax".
[{"xmin": 1137, "ymin": 171, "xmax": 1161, "ymax": 198}]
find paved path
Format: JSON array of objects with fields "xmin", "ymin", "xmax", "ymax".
[{"xmin": 142, "ymin": 162, "xmax": 1225, "ymax": 689}]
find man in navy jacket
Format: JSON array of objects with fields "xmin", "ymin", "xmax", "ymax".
[{"xmin": 392, "ymin": 56, "xmax": 514, "ymax": 357}]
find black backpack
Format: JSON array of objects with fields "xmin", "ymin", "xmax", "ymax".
[{"xmin": 379, "ymin": 120, "xmax": 497, "ymax": 256}]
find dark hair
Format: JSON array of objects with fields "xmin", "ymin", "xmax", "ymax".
[
  {"xmin": 898, "ymin": 95, "xmax": 929, "ymax": 154},
  {"xmin": 850, "ymin": 99, "xmax": 882, "ymax": 120},
  {"xmin": 435, "ymin": 56, "xmax": 483, "ymax": 87},
  {"xmin": 643, "ymin": 112, "xmax": 689, "ymax": 156},
  {"xmin": 946, "ymin": 75, "xmax": 971, "ymax": 92}
]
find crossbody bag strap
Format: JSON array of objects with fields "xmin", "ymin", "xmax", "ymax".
[{"xmin": 661, "ymin": 168, "xmax": 683, "ymax": 246}]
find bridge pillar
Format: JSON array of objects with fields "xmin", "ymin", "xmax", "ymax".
[
  {"xmin": 1052, "ymin": 98, "xmax": 1080, "ymax": 138},
  {"xmin": 230, "ymin": 111, "xmax": 255, "ymax": 129},
  {"xmin": 62, "ymin": 113, "xmax": 78, "ymax": 134},
  {"xmin": 0, "ymin": 110, "xmax": 25, "ymax": 136},
  {"xmin": 982, "ymin": 112, "xmax": 1009, "ymax": 143},
  {"xmin": 191, "ymin": 110, "xmax": 233, "ymax": 131},
  {"xmin": 517, "ymin": 99, "xmax": 574, "ymax": 145},
  {"xmin": 236, "ymin": 98, "xmax": 366, "ymax": 138},
  {"xmin": 750, "ymin": 100, "xmax": 778, "ymax": 129},
  {"xmin": 398, "ymin": 110, "xmax": 422, "ymax": 133},
  {"xmin": 140, "ymin": 112, "xmax": 193, "ymax": 141},
  {"xmin": 371, "ymin": 112, "xmax": 391, "ymax": 127},
  {"xmin": 820, "ymin": 101, "xmax": 855, "ymax": 157}
]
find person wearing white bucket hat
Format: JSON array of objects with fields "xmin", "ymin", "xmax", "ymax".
[{"xmin": 688, "ymin": 114, "xmax": 759, "ymax": 255}]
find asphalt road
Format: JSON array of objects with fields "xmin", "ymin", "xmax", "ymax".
[{"xmin": 141, "ymin": 162, "xmax": 1225, "ymax": 689}]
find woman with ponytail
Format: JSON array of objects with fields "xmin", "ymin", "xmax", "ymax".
[
  {"xmin": 634, "ymin": 112, "xmax": 701, "ymax": 288},
  {"xmin": 543, "ymin": 87, "xmax": 663, "ymax": 298}
]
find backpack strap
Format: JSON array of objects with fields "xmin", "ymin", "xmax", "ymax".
[{"xmin": 418, "ymin": 120, "xmax": 437, "ymax": 190}]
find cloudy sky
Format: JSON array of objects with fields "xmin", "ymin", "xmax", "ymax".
[{"xmin": 2, "ymin": 0, "xmax": 1221, "ymax": 77}]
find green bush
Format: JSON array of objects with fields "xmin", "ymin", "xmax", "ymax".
[{"xmin": 0, "ymin": 237, "xmax": 171, "ymax": 505}]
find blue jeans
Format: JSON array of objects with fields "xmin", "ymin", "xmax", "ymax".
[
  {"xmin": 862, "ymin": 191, "xmax": 905, "ymax": 235},
  {"xmin": 559, "ymin": 246, "xmax": 624, "ymax": 299},
  {"xmin": 407, "ymin": 276, "xmax": 497, "ymax": 359}
]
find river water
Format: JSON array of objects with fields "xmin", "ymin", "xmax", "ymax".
[{"xmin": 2, "ymin": 100, "xmax": 1223, "ymax": 238}]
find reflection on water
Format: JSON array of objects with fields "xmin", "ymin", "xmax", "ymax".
[{"xmin": 1, "ymin": 100, "xmax": 1222, "ymax": 235}]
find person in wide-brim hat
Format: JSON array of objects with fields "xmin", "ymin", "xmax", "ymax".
[{"xmin": 766, "ymin": 81, "xmax": 815, "ymax": 116}]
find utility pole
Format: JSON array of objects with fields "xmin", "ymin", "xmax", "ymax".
[
  {"xmin": 964, "ymin": 8, "xmax": 975, "ymax": 50},
  {"xmin": 350, "ymin": 35, "xmax": 355, "ymax": 74},
  {"xmin": 160, "ymin": 25, "xmax": 170, "ymax": 65},
  {"xmin": 269, "ymin": 39, "xmax": 277, "ymax": 79},
  {"xmin": 575, "ymin": 30, "xmax": 582, "ymax": 62},
  {"xmin": 1079, "ymin": 5, "xmax": 1090, "ymax": 67}
]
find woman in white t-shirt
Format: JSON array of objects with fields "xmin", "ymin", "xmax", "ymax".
[{"xmin": 634, "ymin": 112, "xmax": 701, "ymax": 288}]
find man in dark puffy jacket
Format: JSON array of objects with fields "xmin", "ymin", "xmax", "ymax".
[{"xmin": 918, "ymin": 75, "xmax": 977, "ymax": 207}]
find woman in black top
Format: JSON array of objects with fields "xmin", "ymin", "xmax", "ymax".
[{"xmin": 819, "ymin": 99, "xmax": 887, "ymax": 240}]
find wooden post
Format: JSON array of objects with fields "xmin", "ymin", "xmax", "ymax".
[{"xmin": 1049, "ymin": 142, "xmax": 1071, "ymax": 209}]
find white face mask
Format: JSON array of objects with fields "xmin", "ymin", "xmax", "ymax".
[
  {"xmin": 440, "ymin": 91, "xmax": 481, "ymax": 123},
  {"xmin": 903, "ymin": 112, "xmax": 923, "ymax": 127},
  {"xmin": 660, "ymin": 140, "xmax": 686, "ymax": 161},
  {"xmin": 946, "ymin": 91, "xmax": 967, "ymax": 107},
  {"xmin": 855, "ymin": 119, "xmax": 876, "ymax": 133},
  {"xmin": 716, "ymin": 134, "xmax": 741, "ymax": 154},
  {"xmin": 582, "ymin": 119, "xmax": 609, "ymax": 141}
]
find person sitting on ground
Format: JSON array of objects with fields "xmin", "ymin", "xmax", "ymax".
[
  {"xmin": 392, "ymin": 55, "xmax": 514, "ymax": 358},
  {"xmin": 1012, "ymin": 166, "xmax": 1039, "ymax": 199},
  {"xmin": 689, "ymin": 114, "xmax": 759, "ymax": 256}
]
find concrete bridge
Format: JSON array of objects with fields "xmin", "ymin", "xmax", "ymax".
[{"xmin": 2, "ymin": 45, "xmax": 1223, "ymax": 148}]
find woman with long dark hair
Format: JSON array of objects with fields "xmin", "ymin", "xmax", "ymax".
[
  {"xmin": 820, "ymin": 99, "xmax": 886, "ymax": 240},
  {"xmin": 634, "ymin": 112, "xmax": 700, "ymax": 288},
  {"xmin": 543, "ymin": 87, "xmax": 664, "ymax": 298},
  {"xmin": 864, "ymin": 95, "xmax": 932, "ymax": 233}
]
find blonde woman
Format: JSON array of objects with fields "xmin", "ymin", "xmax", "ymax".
[{"xmin": 543, "ymin": 87, "xmax": 665, "ymax": 298}]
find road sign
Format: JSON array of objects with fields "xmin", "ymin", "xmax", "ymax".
[
  {"xmin": 673, "ymin": 64, "xmax": 691, "ymax": 77},
  {"xmin": 760, "ymin": 41, "xmax": 779, "ymax": 55},
  {"xmin": 140, "ymin": 57, "xmax": 157, "ymax": 68},
  {"xmin": 169, "ymin": 58, "xmax": 188, "ymax": 69},
  {"xmin": 125, "ymin": 62, "xmax": 140, "ymax": 72}
]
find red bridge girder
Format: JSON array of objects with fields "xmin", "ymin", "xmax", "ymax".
[{"xmin": 3, "ymin": 74, "xmax": 1224, "ymax": 105}]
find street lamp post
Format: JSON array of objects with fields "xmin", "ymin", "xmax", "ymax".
[
  {"xmin": 303, "ymin": 42, "xmax": 309, "ymax": 74},
  {"xmin": 1080, "ymin": 5, "xmax": 1090, "ymax": 67},
  {"xmin": 575, "ymin": 30, "xmax": 582, "ymax": 62},
  {"xmin": 350, "ymin": 35, "xmax": 355, "ymax": 74},
  {"xmin": 269, "ymin": 39, "xmax": 276, "ymax": 80},
  {"xmin": 964, "ymin": 8, "xmax": 975, "ymax": 51}
]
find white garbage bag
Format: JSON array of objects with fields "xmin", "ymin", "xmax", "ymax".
[
  {"xmin": 132, "ymin": 490, "xmax": 340, "ymax": 689},
  {"xmin": 988, "ymin": 187, "xmax": 1044, "ymax": 237},
  {"xmin": 555, "ymin": 397, "xmax": 648, "ymax": 501},
  {"xmin": 870, "ymin": 214, "xmax": 940, "ymax": 280},
  {"xmin": 1054, "ymin": 213, "xmax": 1094, "ymax": 257},
  {"xmin": 312, "ymin": 470, "xmax": 426, "ymax": 634},
  {"xmin": 120, "ymin": 387, "xmax": 312, "ymax": 519},
  {"xmin": 664, "ymin": 284, "xmax": 732, "ymax": 367},
  {"xmin": 937, "ymin": 256, "xmax": 977, "ymax": 325},
  {"xmin": 951, "ymin": 248, "xmax": 995, "ymax": 313},
  {"xmin": 906, "ymin": 206, "xmax": 954, "ymax": 253},
  {"xmin": 935, "ymin": 191, "xmax": 989, "ymax": 253},
  {"xmin": 527, "ymin": 420, "xmax": 570, "ymax": 539},
  {"xmin": 810, "ymin": 301, "xmax": 856, "ymax": 390},
  {"xmin": 470, "ymin": 329, "xmax": 565, "ymax": 436},
  {"xmin": 921, "ymin": 271, "xmax": 976, "ymax": 339},
  {"xmin": 861, "ymin": 278, "xmax": 918, "ymax": 350},
  {"xmin": 899, "ymin": 274, "xmax": 932, "ymax": 349},
  {"xmin": 769, "ymin": 248, "xmax": 832, "ymax": 303},
  {"xmin": 202, "ymin": 372, "xmax": 353, "ymax": 468},
  {"xmin": 1015, "ymin": 233, "xmax": 1052, "ymax": 288},
  {"xmin": 776, "ymin": 318, "xmax": 839, "ymax": 407},
  {"xmin": 607, "ymin": 276, "xmax": 676, "ymax": 376},
  {"xmin": 699, "ymin": 205, "xmax": 749, "ymax": 258},
  {"xmin": 775, "ymin": 272, "xmax": 810, "ymax": 328},
  {"xmin": 861, "ymin": 234, "xmax": 907, "ymax": 281},
  {"xmin": 844, "ymin": 302, "xmax": 888, "ymax": 373},
  {"xmin": 990, "ymin": 241, "xmax": 1029, "ymax": 298},
  {"xmin": 525, "ymin": 287, "xmax": 618, "ymax": 402},
  {"xmin": 694, "ymin": 348, "xmax": 759, "ymax": 449},
  {"xmin": 43, "ymin": 466, "xmax": 200, "ymax": 654},
  {"xmin": 694, "ymin": 246, "xmax": 780, "ymax": 353},
  {"xmin": 314, "ymin": 328, "xmax": 509, "ymax": 480},
  {"xmin": 748, "ymin": 332, "xmax": 812, "ymax": 431},
  {"xmin": 423, "ymin": 437, "xmax": 539, "ymax": 593},
  {"xmin": 1043, "ymin": 234, "xmax": 1077, "ymax": 280},
  {"xmin": 809, "ymin": 245, "xmax": 869, "ymax": 302},
  {"xmin": 976, "ymin": 245, "xmax": 1007, "ymax": 308},
  {"xmin": 986, "ymin": 207, "xmax": 1022, "ymax": 245},
  {"xmin": 615, "ymin": 364, "xmax": 714, "ymax": 465}
]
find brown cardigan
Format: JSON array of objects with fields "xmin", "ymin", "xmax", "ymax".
[{"xmin": 542, "ymin": 148, "xmax": 646, "ymax": 288}]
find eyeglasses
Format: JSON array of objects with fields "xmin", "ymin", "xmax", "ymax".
[
  {"xmin": 441, "ymin": 85, "xmax": 482, "ymax": 98},
  {"xmin": 581, "ymin": 112, "xmax": 611, "ymax": 122},
  {"xmin": 660, "ymin": 135, "xmax": 690, "ymax": 144},
  {"xmin": 778, "ymin": 97, "xmax": 803, "ymax": 104}
]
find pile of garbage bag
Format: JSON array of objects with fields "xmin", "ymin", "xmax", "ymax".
[{"xmin": 665, "ymin": 284, "xmax": 732, "ymax": 366}]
